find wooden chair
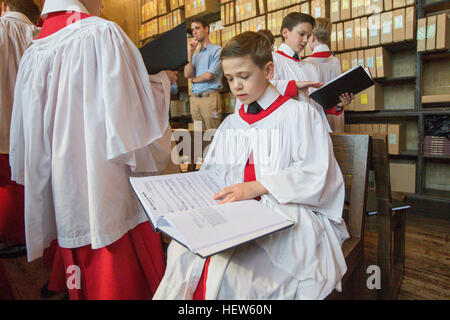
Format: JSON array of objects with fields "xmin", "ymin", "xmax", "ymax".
[
  {"xmin": 369, "ymin": 135, "xmax": 406, "ymax": 300},
  {"xmin": 327, "ymin": 133, "xmax": 371, "ymax": 299}
]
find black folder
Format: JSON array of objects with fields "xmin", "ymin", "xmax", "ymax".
[
  {"xmin": 139, "ymin": 22, "xmax": 188, "ymax": 75},
  {"xmin": 309, "ymin": 65, "xmax": 375, "ymax": 110}
]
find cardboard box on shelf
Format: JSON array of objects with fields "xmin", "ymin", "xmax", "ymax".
[
  {"xmin": 331, "ymin": 0, "xmax": 340, "ymax": 22},
  {"xmin": 368, "ymin": 14, "xmax": 380, "ymax": 46},
  {"xmin": 365, "ymin": 48, "xmax": 376, "ymax": 78},
  {"xmin": 355, "ymin": 83, "xmax": 384, "ymax": 111},
  {"xmin": 417, "ymin": 18, "xmax": 427, "ymax": 52},
  {"xmin": 436, "ymin": 13, "xmax": 450, "ymax": 50},
  {"xmin": 331, "ymin": 24, "xmax": 337, "ymax": 51},
  {"xmin": 185, "ymin": 0, "xmax": 220, "ymax": 19},
  {"xmin": 158, "ymin": 0, "xmax": 170, "ymax": 15},
  {"xmin": 341, "ymin": 52, "xmax": 351, "ymax": 72},
  {"xmin": 357, "ymin": 50, "xmax": 365, "ymax": 68},
  {"xmin": 426, "ymin": 15, "xmax": 437, "ymax": 51},
  {"xmin": 392, "ymin": 0, "xmax": 405, "ymax": 9},
  {"xmin": 388, "ymin": 124, "xmax": 406, "ymax": 155},
  {"xmin": 384, "ymin": 0, "xmax": 392, "ymax": 11},
  {"xmin": 341, "ymin": 0, "xmax": 351, "ymax": 21},
  {"xmin": 351, "ymin": 0, "xmax": 358, "ymax": 19},
  {"xmin": 393, "ymin": 8, "xmax": 406, "ymax": 43},
  {"xmin": 351, "ymin": 50, "xmax": 358, "ymax": 69},
  {"xmin": 422, "ymin": 95, "xmax": 450, "ymax": 104},
  {"xmin": 350, "ymin": 124, "xmax": 361, "ymax": 133},
  {"xmin": 360, "ymin": 16, "xmax": 368, "ymax": 47},
  {"xmin": 300, "ymin": 1, "xmax": 310, "ymax": 15},
  {"xmin": 364, "ymin": 0, "xmax": 372, "ymax": 15},
  {"xmin": 354, "ymin": 18, "xmax": 361, "ymax": 48},
  {"xmin": 258, "ymin": 0, "xmax": 266, "ymax": 14},
  {"xmin": 405, "ymin": 6, "xmax": 416, "ymax": 42},
  {"xmin": 344, "ymin": 20, "xmax": 354, "ymax": 50},
  {"xmin": 390, "ymin": 162, "xmax": 416, "ymax": 194},
  {"xmin": 372, "ymin": 0, "xmax": 383, "ymax": 12},
  {"xmin": 337, "ymin": 22, "xmax": 344, "ymax": 51},
  {"xmin": 375, "ymin": 46, "xmax": 392, "ymax": 78},
  {"xmin": 311, "ymin": 0, "xmax": 330, "ymax": 18},
  {"xmin": 357, "ymin": 0, "xmax": 365, "ymax": 17},
  {"xmin": 381, "ymin": 11, "xmax": 393, "ymax": 44}
]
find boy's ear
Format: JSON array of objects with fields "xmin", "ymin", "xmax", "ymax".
[
  {"xmin": 281, "ymin": 27, "xmax": 288, "ymax": 41},
  {"xmin": 265, "ymin": 61, "xmax": 274, "ymax": 80}
]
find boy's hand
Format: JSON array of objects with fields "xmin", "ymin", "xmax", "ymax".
[
  {"xmin": 336, "ymin": 92, "xmax": 354, "ymax": 107},
  {"xmin": 213, "ymin": 181, "xmax": 268, "ymax": 204},
  {"xmin": 295, "ymin": 81, "xmax": 324, "ymax": 99},
  {"xmin": 189, "ymin": 40, "xmax": 198, "ymax": 57}
]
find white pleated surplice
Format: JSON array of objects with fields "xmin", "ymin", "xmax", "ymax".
[
  {"xmin": 154, "ymin": 85, "xmax": 349, "ymax": 300},
  {"xmin": 9, "ymin": 16, "xmax": 171, "ymax": 261},
  {"xmin": 270, "ymin": 43, "xmax": 332, "ymax": 132},
  {"xmin": 0, "ymin": 13, "xmax": 38, "ymax": 154}
]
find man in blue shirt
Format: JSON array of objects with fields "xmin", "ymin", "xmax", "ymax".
[{"xmin": 184, "ymin": 19, "xmax": 223, "ymax": 129}]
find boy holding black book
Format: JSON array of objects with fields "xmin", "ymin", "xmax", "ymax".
[{"xmin": 154, "ymin": 32, "xmax": 349, "ymax": 300}]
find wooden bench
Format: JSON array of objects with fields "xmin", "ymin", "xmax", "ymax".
[
  {"xmin": 327, "ymin": 133, "xmax": 371, "ymax": 299},
  {"xmin": 369, "ymin": 135, "xmax": 406, "ymax": 300}
]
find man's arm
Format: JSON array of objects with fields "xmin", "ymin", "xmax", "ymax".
[
  {"xmin": 184, "ymin": 40, "xmax": 198, "ymax": 79},
  {"xmin": 191, "ymin": 72, "xmax": 214, "ymax": 83}
]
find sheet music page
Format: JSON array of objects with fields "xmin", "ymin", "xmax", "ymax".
[{"xmin": 129, "ymin": 170, "xmax": 225, "ymax": 224}]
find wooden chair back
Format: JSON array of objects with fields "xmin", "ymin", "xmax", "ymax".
[{"xmin": 328, "ymin": 133, "xmax": 371, "ymax": 299}]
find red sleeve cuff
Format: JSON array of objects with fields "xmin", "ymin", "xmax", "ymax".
[
  {"xmin": 325, "ymin": 106, "xmax": 344, "ymax": 116},
  {"xmin": 284, "ymin": 80, "xmax": 298, "ymax": 97}
]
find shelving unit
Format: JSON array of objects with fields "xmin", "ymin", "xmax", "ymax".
[{"xmin": 346, "ymin": 0, "xmax": 450, "ymax": 218}]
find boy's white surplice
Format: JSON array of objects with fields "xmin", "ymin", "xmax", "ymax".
[
  {"xmin": 9, "ymin": 16, "xmax": 171, "ymax": 261},
  {"xmin": 0, "ymin": 12, "xmax": 38, "ymax": 154},
  {"xmin": 304, "ymin": 44, "xmax": 342, "ymax": 84},
  {"xmin": 154, "ymin": 85, "xmax": 349, "ymax": 300},
  {"xmin": 271, "ymin": 43, "xmax": 331, "ymax": 132}
]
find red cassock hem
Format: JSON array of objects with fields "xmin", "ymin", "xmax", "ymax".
[
  {"xmin": 47, "ymin": 222, "xmax": 166, "ymax": 300},
  {"xmin": 0, "ymin": 259, "xmax": 14, "ymax": 300},
  {"xmin": 0, "ymin": 154, "xmax": 25, "ymax": 244}
]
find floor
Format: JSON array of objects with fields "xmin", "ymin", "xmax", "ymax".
[{"xmin": 1, "ymin": 213, "xmax": 449, "ymax": 300}]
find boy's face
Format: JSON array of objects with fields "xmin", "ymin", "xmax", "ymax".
[
  {"xmin": 282, "ymin": 22, "xmax": 313, "ymax": 54},
  {"xmin": 222, "ymin": 55, "xmax": 274, "ymax": 105}
]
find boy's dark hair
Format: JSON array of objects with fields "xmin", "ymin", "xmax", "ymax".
[
  {"xmin": 280, "ymin": 12, "xmax": 315, "ymax": 42},
  {"xmin": 190, "ymin": 18, "xmax": 209, "ymax": 32},
  {"xmin": 5, "ymin": 0, "xmax": 41, "ymax": 25},
  {"xmin": 220, "ymin": 31, "xmax": 273, "ymax": 69},
  {"xmin": 257, "ymin": 29, "xmax": 275, "ymax": 46}
]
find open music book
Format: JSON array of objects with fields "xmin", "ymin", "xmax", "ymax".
[
  {"xmin": 129, "ymin": 170, "xmax": 294, "ymax": 258},
  {"xmin": 309, "ymin": 65, "xmax": 375, "ymax": 110}
]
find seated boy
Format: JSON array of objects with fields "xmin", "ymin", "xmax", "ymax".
[
  {"xmin": 305, "ymin": 18, "xmax": 348, "ymax": 132},
  {"xmin": 154, "ymin": 32, "xmax": 349, "ymax": 300}
]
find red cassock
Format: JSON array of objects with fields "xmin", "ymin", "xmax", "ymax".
[
  {"xmin": 193, "ymin": 96, "xmax": 290, "ymax": 300},
  {"xmin": 38, "ymin": 12, "xmax": 166, "ymax": 300},
  {"xmin": 0, "ymin": 154, "xmax": 25, "ymax": 245},
  {"xmin": 0, "ymin": 259, "xmax": 14, "ymax": 300}
]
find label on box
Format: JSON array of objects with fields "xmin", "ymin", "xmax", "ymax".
[
  {"xmin": 382, "ymin": 21, "xmax": 392, "ymax": 34},
  {"xmin": 338, "ymin": 31, "xmax": 343, "ymax": 41},
  {"xmin": 331, "ymin": 31, "xmax": 336, "ymax": 40},
  {"xmin": 394, "ymin": 15, "xmax": 403, "ymax": 29},
  {"xmin": 352, "ymin": 58, "xmax": 358, "ymax": 68},
  {"xmin": 427, "ymin": 24, "xmax": 436, "ymax": 39},
  {"xmin": 376, "ymin": 56, "xmax": 383, "ymax": 68},
  {"xmin": 389, "ymin": 134, "xmax": 397, "ymax": 145},
  {"xmin": 352, "ymin": 0, "xmax": 358, "ymax": 8},
  {"xmin": 366, "ymin": 56, "xmax": 374, "ymax": 68},
  {"xmin": 332, "ymin": 2, "xmax": 338, "ymax": 12},
  {"xmin": 417, "ymin": 26, "xmax": 426, "ymax": 40},
  {"xmin": 342, "ymin": 60, "xmax": 350, "ymax": 70},
  {"xmin": 346, "ymin": 28, "xmax": 353, "ymax": 39},
  {"xmin": 358, "ymin": 58, "xmax": 364, "ymax": 66},
  {"xmin": 370, "ymin": 26, "xmax": 378, "ymax": 37},
  {"xmin": 247, "ymin": 3, "xmax": 252, "ymax": 11},
  {"xmin": 361, "ymin": 94, "xmax": 368, "ymax": 105},
  {"xmin": 315, "ymin": 7, "xmax": 322, "ymax": 18},
  {"xmin": 193, "ymin": 0, "xmax": 197, "ymax": 8},
  {"xmin": 343, "ymin": 0, "xmax": 349, "ymax": 9}
]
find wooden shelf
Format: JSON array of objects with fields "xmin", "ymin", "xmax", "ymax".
[
  {"xmin": 346, "ymin": 110, "xmax": 419, "ymax": 119},
  {"xmin": 423, "ymin": 154, "xmax": 450, "ymax": 160},
  {"xmin": 375, "ymin": 76, "xmax": 416, "ymax": 84},
  {"xmin": 422, "ymin": 0, "xmax": 450, "ymax": 14},
  {"xmin": 390, "ymin": 150, "xmax": 419, "ymax": 159}
]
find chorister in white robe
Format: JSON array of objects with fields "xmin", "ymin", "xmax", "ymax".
[
  {"xmin": 270, "ymin": 43, "xmax": 332, "ymax": 132},
  {"xmin": 0, "ymin": 12, "xmax": 39, "ymax": 154},
  {"xmin": 154, "ymin": 85, "xmax": 349, "ymax": 300},
  {"xmin": 304, "ymin": 44, "xmax": 342, "ymax": 84},
  {"xmin": 9, "ymin": 15, "xmax": 172, "ymax": 262}
]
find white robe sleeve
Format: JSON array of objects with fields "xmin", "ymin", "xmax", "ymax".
[
  {"xmin": 101, "ymin": 25, "xmax": 170, "ymax": 172},
  {"xmin": 258, "ymin": 103, "xmax": 345, "ymax": 222},
  {"xmin": 270, "ymin": 54, "xmax": 291, "ymax": 95}
]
